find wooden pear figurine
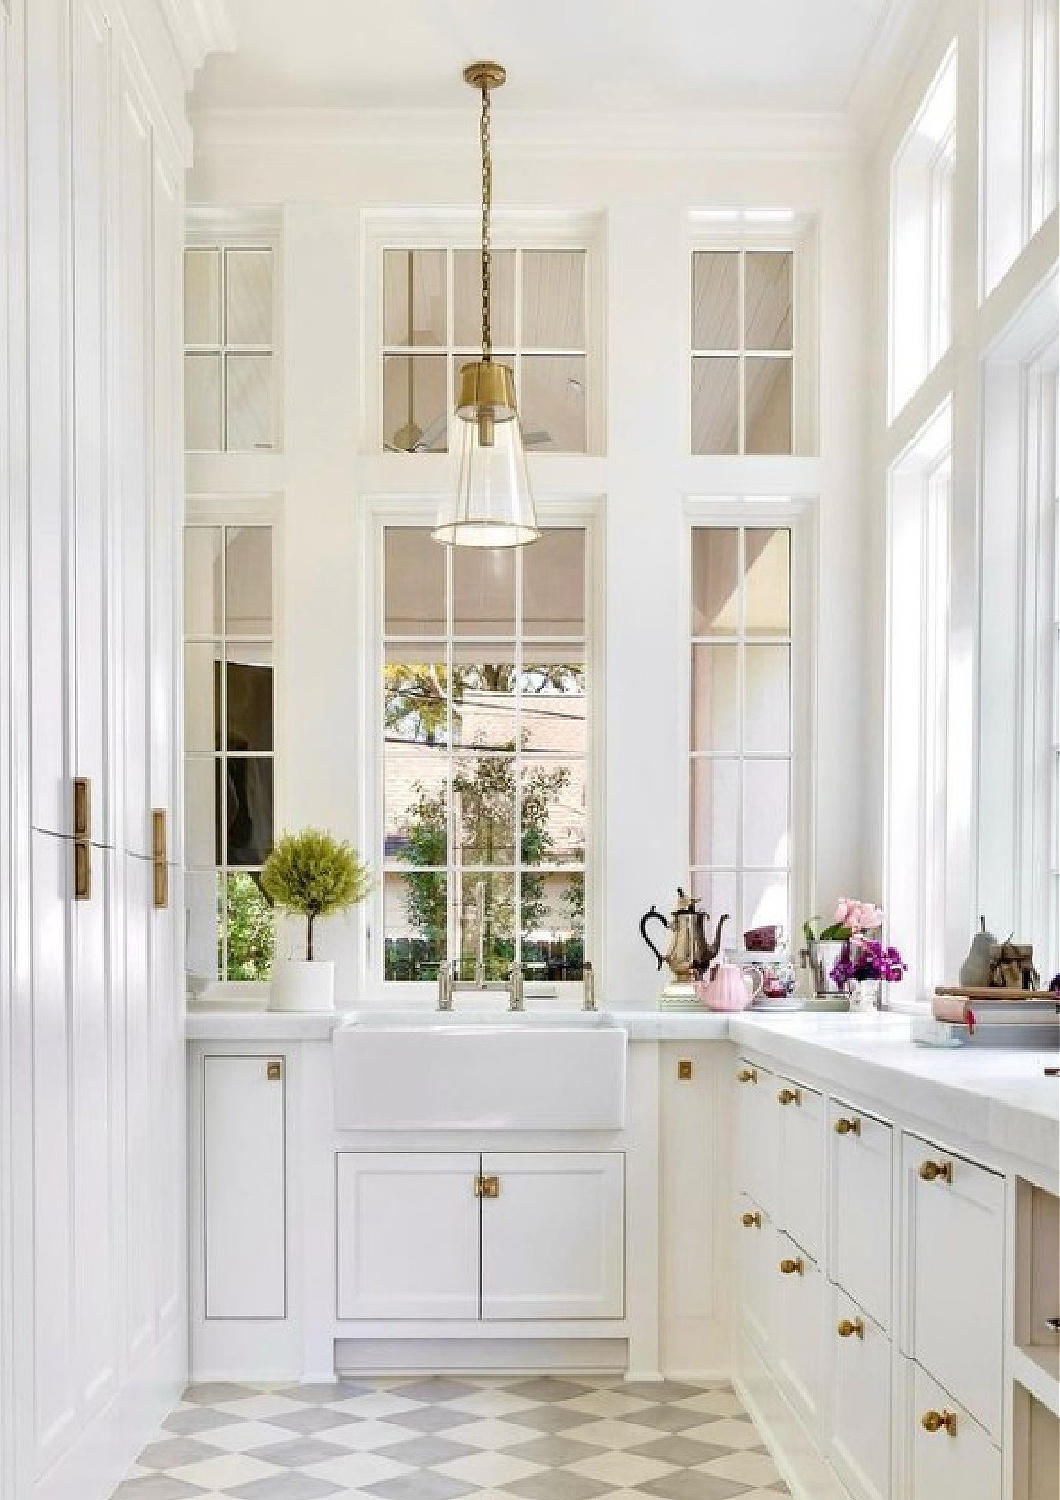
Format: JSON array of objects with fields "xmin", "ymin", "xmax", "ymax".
[{"xmin": 959, "ymin": 915, "xmax": 996, "ymax": 989}]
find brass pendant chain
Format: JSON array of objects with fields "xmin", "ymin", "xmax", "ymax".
[{"xmin": 480, "ymin": 81, "xmax": 492, "ymax": 363}]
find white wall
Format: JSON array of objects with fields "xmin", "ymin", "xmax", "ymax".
[{"xmin": 187, "ymin": 118, "xmax": 869, "ymax": 1003}]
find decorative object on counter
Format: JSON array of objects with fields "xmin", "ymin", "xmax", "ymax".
[
  {"xmin": 916, "ymin": 987, "xmax": 1060, "ymax": 1047},
  {"xmin": 959, "ymin": 915, "xmax": 997, "ymax": 988},
  {"xmin": 261, "ymin": 829, "xmax": 372, "ymax": 1011},
  {"xmin": 803, "ymin": 896, "xmax": 884, "ymax": 994},
  {"xmin": 987, "ymin": 938, "xmax": 1040, "ymax": 990},
  {"xmin": 694, "ymin": 960, "xmax": 763, "ymax": 1011},
  {"xmin": 750, "ymin": 957, "xmax": 797, "ymax": 1000},
  {"xmin": 830, "ymin": 937, "xmax": 907, "ymax": 1011},
  {"xmin": 743, "ymin": 923, "xmax": 780, "ymax": 952},
  {"xmin": 639, "ymin": 889, "xmax": 727, "ymax": 1007}
]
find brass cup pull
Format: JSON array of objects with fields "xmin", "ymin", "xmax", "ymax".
[
  {"xmin": 834, "ymin": 1116, "xmax": 861, "ymax": 1136},
  {"xmin": 777, "ymin": 1087, "xmax": 802, "ymax": 1106},
  {"xmin": 737, "ymin": 1067, "xmax": 758, "ymax": 1084},
  {"xmin": 740, "ymin": 1211, "xmax": 762, "ymax": 1229},
  {"xmin": 919, "ymin": 1159, "xmax": 953, "ymax": 1184},
  {"xmin": 779, "ymin": 1256, "xmax": 804, "ymax": 1275},
  {"xmin": 921, "ymin": 1409, "xmax": 958, "ymax": 1437},
  {"xmin": 837, "ymin": 1317, "xmax": 865, "ymax": 1339}
]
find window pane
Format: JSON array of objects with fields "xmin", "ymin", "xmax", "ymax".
[
  {"xmin": 519, "ymin": 658, "xmax": 586, "ymax": 755},
  {"xmin": 226, "ymin": 645, "xmax": 273, "ymax": 753},
  {"xmin": 745, "ymin": 644, "xmax": 790, "ymax": 755},
  {"xmin": 184, "ymin": 249, "xmax": 220, "ymax": 344},
  {"xmin": 520, "ymin": 355, "xmax": 586, "ymax": 452},
  {"xmin": 522, "ymin": 759, "xmax": 585, "ymax": 866},
  {"xmin": 745, "ymin": 251, "xmax": 793, "ymax": 350},
  {"xmin": 384, "ymin": 249, "xmax": 446, "ymax": 347},
  {"xmin": 458, "ymin": 872, "xmax": 514, "ymax": 981},
  {"xmin": 692, "ymin": 529, "xmax": 739, "ymax": 635},
  {"xmin": 454, "ymin": 751, "xmax": 516, "ymax": 865},
  {"xmin": 225, "ymin": 352, "xmax": 275, "ymax": 450},
  {"xmin": 185, "ymin": 757, "xmax": 219, "ymax": 868},
  {"xmin": 743, "ymin": 870, "xmax": 789, "ymax": 934},
  {"xmin": 745, "ymin": 529, "xmax": 790, "ymax": 635},
  {"xmin": 691, "ymin": 757, "xmax": 740, "ymax": 867},
  {"xmin": 383, "ymin": 353, "xmax": 447, "ymax": 451},
  {"xmin": 185, "ymin": 870, "xmax": 220, "ymax": 984},
  {"xmin": 223, "ymin": 755, "xmax": 273, "ymax": 866},
  {"xmin": 454, "ymin": 248, "xmax": 514, "ymax": 348},
  {"xmin": 385, "ymin": 650, "xmax": 450, "ymax": 746},
  {"xmin": 385, "ymin": 528, "xmax": 446, "ymax": 635},
  {"xmin": 522, "ymin": 871, "xmax": 584, "ymax": 979},
  {"xmin": 690, "ymin": 869, "xmax": 739, "ymax": 936},
  {"xmin": 522, "ymin": 250, "xmax": 586, "ymax": 349},
  {"xmin": 692, "ymin": 644, "xmax": 740, "ymax": 753},
  {"xmin": 384, "ymin": 871, "xmax": 446, "ymax": 980},
  {"xmin": 743, "ymin": 759, "xmax": 790, "ymax": 867},
  {"xmin": 524, "ymin": 529, "xmax": 585, "ymax": 636},
  {"xmin": 452, "ymin": 652, "xmax": 517, "ymax": 750},
  {"xmin": 184, "ymin": 527, "xmax": 222, "ymax": 636},
  {"xmin": 745, "ymin": 357, "xmax": 792, "ymax": 455},
  {"xmin": 185, "ymin": 352, "xmax": 222, "ymax": 450},
  {"xmin": 184, "ymin": 643, "xmax": 220, "ymax": 754},
  {"xmin": 692, "ymin": 251, "xmax": 739, "ymax": 349},
  {"xmin": 453, "ymin": 548, "xmax": 515, "ymax": 636},
  {"xmin": 692, "ymin": 356, "xmax": 738, "ymax": 454},
  {"xmin": 386, "ymin": 746, "xmax": 447, "ymax": 864},
  {"xmin": 224, "ymin": 248, "xmax": 273, "ymax": 346},
  {"xmin": 224, "ymin": 872, "xmax": 274, "ymax": 981},
  {"xmin": 225, "ymin": 527, "xmax": 273, "ymax": 635}
]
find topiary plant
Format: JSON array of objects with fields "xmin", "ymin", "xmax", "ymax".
[{"xmin": 261, "ymin": 829, "xmax": 372, "ymax": 961}]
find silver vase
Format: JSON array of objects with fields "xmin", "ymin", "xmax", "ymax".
[{"xmin": 806, "ymin": 939, "xmax": 848, "ymax": 995}]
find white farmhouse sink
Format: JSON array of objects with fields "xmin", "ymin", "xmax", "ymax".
[{"xmin": 332, "ymin": 1009, "xmax": 627, "ymax": 1131}]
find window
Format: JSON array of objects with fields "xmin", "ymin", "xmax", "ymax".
[
  {"xmin": 381, "ymin": 247, "xmax": 589, "ymax": 454},
  {"xmin": 889, "ymin": 46, "xmax": 957, "ymax": 416},
  {"xmin": 379, "ymin": 525, "xmax": 589, "ymax": 987},
  {"xmin": 184, "ymin": 523, "xmax": 276, "ymax": 986},
  {"xmin": 184, "ymin": 242, "xmax": 279, "ymax": 452},
  {"xmin": 689, "ymin": 522, "xmax": 798, "ymax": 944}
]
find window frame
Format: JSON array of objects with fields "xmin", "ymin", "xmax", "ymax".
[{"xmin": 361, "ymin": 495, "xmax": 605, "ymax": 1005}]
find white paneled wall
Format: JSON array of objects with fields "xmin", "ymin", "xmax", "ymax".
[{"xmin": 0, "ymin": 3, "xmax": 222, "ymax": 1498}]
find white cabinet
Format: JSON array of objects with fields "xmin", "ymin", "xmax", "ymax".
[
  {"xmin": 901, "ymin": 1133, "xmax": 1005, "ymax": 1439},
  {"xmin": 736, "ymin": 1194, "xmax": 775, "ymax": 1354},
  {"xmin": 776, "ymin": 1077, "xmax": 825, "ymax": 1263},
  {"xmin": 481, "ymin": 1153, "xmax": 624, "ymax": 1320},
  {"xmin": 903, "ymin": 1359, "xmax": 1001, "ymax": 1500},
  {"xmin": 826, "ymin": 1286, "xmax": 891, "ymax": 1500},
  {"xmin": 829, "ymin": 1098, "xmax": 893, "ymax": 1332},
  {"xmin": 736, "ymin": 1058, "xmax": 778, "ymax": 1217},
  {"xmin": 203, "ymin": 1055, "xmax": 287, "ymax": 1319},
  {"xmin": 774, "ymin": 1229, "xmax": 825, "ymax": 1435}
]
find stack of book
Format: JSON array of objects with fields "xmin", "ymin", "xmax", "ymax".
[{"xmin": 917, "ymin": 986, "xmax": 1060, "ymax": 1047}]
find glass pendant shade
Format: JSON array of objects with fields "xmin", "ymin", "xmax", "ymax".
[{"xmin": 433, "ymin": 359, "xmax": 540, "ymax": 547}]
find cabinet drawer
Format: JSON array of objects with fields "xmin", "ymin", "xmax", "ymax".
[
  {"xmin": 901, "ymin": 1133, "xmax": 1004, "ymax": 1440},
  {"xmin": 776, "ymin": 1077, "xmax": 824, "ymax": 1262},
  {"xmin": 903, "ymin": 1359, "xmax": 1000, "ymax": 1500},
  {"xmin": 735, "ymin": 1058, "xmax": 778, "ymax": 1217},
  {"xmin": 829, "ymin": 1098, "xmax": 893, "ymax": 1331},
  {"xmin": 774, "ymin": 1229, "xmax": 824, "ymax": 1435},
  {"xmin": 827, "ymin": 1285, "xmax": 891, "ymax": 1500},
  {"xmin": 736, "ymin": 1194, "xmax": 775, "ymax": 1354}
]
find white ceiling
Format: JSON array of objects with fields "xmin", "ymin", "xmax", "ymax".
[{"xmin": 192, "ymin": 0, "xmax": 898, "ymax": 116}]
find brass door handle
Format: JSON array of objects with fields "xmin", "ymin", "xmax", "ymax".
[
  {"xmin": 740, "ymin": 1211, "xmax": 762, "ymax": 1229},
  {"xmin": 837, "ymin": 1317, "xmax": 864, "ymax": 1339},
  {"xmin": 151, "ymin": 809, "xmax": 169, "ymax": 909},
  {"xmin": 73, "ymin": 778, "xmax": 92, "ymax": 900},
  {"xmin": 777, "ymin": 1087, "xmax": 801, "ymax": 1106},
  {"xmin": 737, "ymin": 1067, "xmax": 758, "ymax": 1084},
  {"xmin": 474, "ymin": 1175, "xmax": 500, "ymax": 1199},
  {"xmin": 919, "ymin": 1159, "xmax": 953, "ymax": 1183},
  {"xmin": 779, "ymin": 1256, "xmax": 804, "ymax": 1275},
  {"xmin": 834, "ymin": 1116, "xmax": 861, "ymax": 1136},
  {"xmin": 921, "ymin": 1409, "xmax": 958, "ymax": 1436}
]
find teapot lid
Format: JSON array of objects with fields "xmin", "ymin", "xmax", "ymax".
[{"xmin": 674, "ymin": 886, "xmax": 700, "ymax": 914}]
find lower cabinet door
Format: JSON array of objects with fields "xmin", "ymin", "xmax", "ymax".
[
  {"xmin": 774, "ymin": 1230, "xmax": 824, "ymax": 1435},
  {"xmin": 481, "ymin": 1153, "xmax": 624, "ymax": 1319},
  {"xmin": 336, "ymin": 1153, "xmax": 480, "ymax": 1320},
  {"xmin": 736, "ymin": 1194, "xmax": 775, "ymax": 1354},
  {"xmin": 905, "ymin": 1360, "xmax": 1001, "ymax": 1500},
  {"xmin": 827, "ymin": 1285, "xmax": 891, "ymax": 1500},
  {"xmin": 777, "ymin": 1077, "xmax": 825, "ymax": 1264}
]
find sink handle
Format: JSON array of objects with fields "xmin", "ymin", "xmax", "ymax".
[{"xmin": 583, "ymin": 960, "xmax": 596, "ymax": 1011}]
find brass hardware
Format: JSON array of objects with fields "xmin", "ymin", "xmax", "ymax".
[
  {"xmin": 741, "ymin": 1211, "xmax": 762, "ymax": 1229},
  {"xmin": 834, "ymin": 1116, "xmax": 861, "ymax": 1136},
  {"xmin": 151, "ymin": 809, "xmax": 168, "ymax": 909},
  {"xmin": 73, "ymin": 777, "xmax": 91, "ymax": 839},
  {"xmin": 837, "ymin": 1317, "xmax": 865, "ymax": 1339},
  {"xmin": 74, "ymin": 839, "xmax": 91, "ymax": 900},
  {"xmin": 921, "ymin": 1409, "xmax": 958, "ymax": 1437},
  {"xmin": 678, "ymin": 1058, "xmax": 693, "ymax": 1081},
  {"xmin": 779, "ymin": 1256, "xmax": 804, "ymax": 1275},
  {"xmin": 918, "ymin": 1159, "xmax": 954, "ymax": 1184},
  {"xmin": 778, "ymin": 1087, "xmax": 802, "ymax": 1106},
  {"xmin": 266, "ymin": 1060, "xmax": 282, "ymax": 1082},
  {"xmin": 737, "ymin": 1067, "xmax": 758, "ymax": 1084},
  {"xmin": 474, "ymin": 1175, "xmax": 500, "ymax": 1199}
]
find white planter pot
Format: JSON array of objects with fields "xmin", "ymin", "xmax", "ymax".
[{"xmin": 269, "ymin": 959, "xmax": 335, "ymax": 1012}]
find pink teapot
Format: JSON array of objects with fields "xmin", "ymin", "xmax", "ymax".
[{"xmin": 695, "ymin": 961, "xmax": 763, "ymax": 1012}]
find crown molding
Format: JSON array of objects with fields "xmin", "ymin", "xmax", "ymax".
[
  {"xmin": 845, "ymin": 0, "xmax": 943, "ymax": 144},
  {"xmin": 190, "ymin": 105, "xmax": 860, "ymax": 160},
  {"xmin": 157, "ymin": 0, "xmax": 235, "ymax": 84}
]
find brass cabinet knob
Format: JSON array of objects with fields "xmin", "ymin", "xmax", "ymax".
[
  {"xmin": 779, "ymin": 1256, "xmax": 804, "ymax": 1275},
  {"xmin": 918, "ymin": 1159, "xmax": 954, "ymax": 1184},
  {"xmin": 834, "ymin": 1116, "xmax": 861, "ymax": 1136},
  {"xmin": 777, "ymin": 1087, "xmax": 802, "ymax": 1106},
  {"xmin": 921, "ymin": 1409, "xmax": 958, "ymax": 1436},
  {"xmin": 740, "ymin": 1211, "xmax": 762, "ymax": 1229},
  {"xmin": 837, "ymin": 1317, "xmax": 865, "ymax": 1339},
  {"xmin": 737, "ymin": 1067, "xmax": 758, "ymax": 1084}
]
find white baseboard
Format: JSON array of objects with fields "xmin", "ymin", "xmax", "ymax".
[{"xmin": 336, "ymin": 1337, "xmax": 628, "ymax": 1377}]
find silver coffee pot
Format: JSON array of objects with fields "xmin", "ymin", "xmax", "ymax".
[{"xmin": 640, "ymin": 888, "xmax": 729, "ymax": 984}]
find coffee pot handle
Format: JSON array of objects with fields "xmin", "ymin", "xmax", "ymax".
[{"xmin": 639, "ymin": 906, "xmax": 670, "ymax": 970}]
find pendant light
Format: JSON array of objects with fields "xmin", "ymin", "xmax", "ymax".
[{"xmin": 432, "ymin": 61, "xmax": 540, "ymax": 548}]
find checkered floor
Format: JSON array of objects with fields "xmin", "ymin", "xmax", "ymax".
[{"xmin": 107, "ymin": 1376, "xmax": 789, "ymax": 1500}]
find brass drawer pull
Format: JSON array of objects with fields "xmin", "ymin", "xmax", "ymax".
[
  {"xmin": 740, "ymin": 1210, "xmax": 762, "ymax": 1229},
  {"xmin": 474, "ymin": 1175, "xmax": 500, "ymax": 1199},
  {"xmin": 837, "ymin": 1317, "xmax": 864, "ymax": 1339},
  {"xmin": 919, "ymin": 1159, "xmax": 953, "ymax": 1184},
  {"xmin": 779, "ymin": 1256, "xmax": 804, "ymax": 1275},
  {"xmin": 737, "ymin": 1067, "xmax": 758, "ymax": 1084},
  {"xmin": 777, "ymin": 1087, "xmax": 801, "ymax": 1106},
  {"xmin": 834, "ymin": 1116, "xmax": 861, "ymax": 1136},
  {"xmin": 921, "ymin": 1409, "xmax": 958, "ymax": 1436}
]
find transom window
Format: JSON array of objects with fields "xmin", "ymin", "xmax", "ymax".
[
  {"xmin": 381, "ymin": 247, "xmax": 588, "ymax": 455},
  {"xmin": 184, "ymin": 243, "xmax": 278, "ymax": 452},
  {"xmin": 380, "ymin": 526, "xmax": 589, "ymax": 986}
]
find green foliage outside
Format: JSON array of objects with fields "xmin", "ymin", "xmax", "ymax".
[
  {"xmin": 224, "ymin": 872, "xmax": 276, "ymax": 981},
  {"xmin": 261, "ymin": 828, "xmax": 372, "ymax": 960}
]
